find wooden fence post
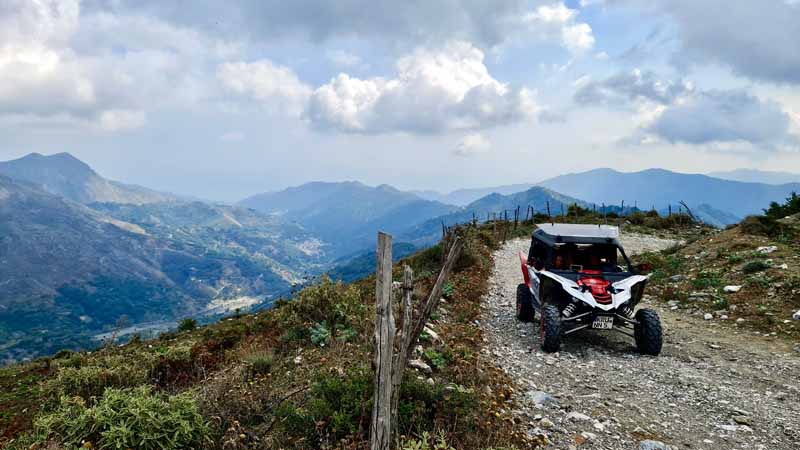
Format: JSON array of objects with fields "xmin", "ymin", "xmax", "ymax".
[
  {"xmin": 371, "ymin": 233, "xmax": 395, "ymax": 450},
  {"xmin": 369, "ymin": 233, "xmax": 463, "ymax": 449},
  {"xmin": 389, "ymin": 266, "xmax": 413, "ymax": 433}
]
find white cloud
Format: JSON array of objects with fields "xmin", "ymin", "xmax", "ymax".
[
  {"xmin": 0, "ymin": 0, "xmax": 231, "ymax": 132},
  {"xmin": 307, "ymin": 41, "xmax": 538, "ymax": 134},
  {"xmin": 524, "ymin": 3, "xmax": 595, "ymax": 54},
  {"xmin": 453, "ymin": 133, "xmax": 491, "ymax": 156},
  {"xmin": 217, "ymin": 60, "xmax": 312, "ymax": 117},
  {"xmin": 574, "ymin": 69, "xmax": 694, "ymax": 107},
  {"xmin": 639, "ymin": 0, "xmax": 800, "ymax": 84},
  {"xmin": 98, "ymin": 109, "xmax": 146, "ymax": 132},
  {"xmin": 646, "ymin": 90, "xmax": 798, "ymax": 149}
]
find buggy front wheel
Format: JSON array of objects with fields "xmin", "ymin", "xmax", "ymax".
[
  {"xmin": 540, "ymin": 304, "xmax": 562, "ymax": 353},
  {"xmin": 634, "ymin": 308, "xmax": 663, "ymax": 355}
]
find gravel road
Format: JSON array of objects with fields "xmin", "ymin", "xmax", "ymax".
[{"xmin": 481, "ymin": 235, "xmax": 800, "ymax": 450}]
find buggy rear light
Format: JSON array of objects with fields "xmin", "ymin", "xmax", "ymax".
[{"xmin": 576, "ymin": 272, "xmax": 612, "ymax": 304}]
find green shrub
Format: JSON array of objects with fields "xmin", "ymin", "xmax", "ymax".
[
  {"xmin": 401, "ymin": 431, "xmax": 455, "ymax": 450},
  {"xmin": 423, "ymin": 349, "xmax": 448, "ymax": 371},
  {"xmin": 442, "ymin": 282, "xmax": 455, "ymax": 298},
  {"xmin": 32, "ymin": 386, "xmax": 211, "ymax": 450},
  {"xmin": 46, "ymin": 358, "xmax": 150, "ymax": 400},
  {"xmin": 279, "ymin": 276, "xmax": 366, "ymax": 342},
  {"xmin": 243, "ymin": 350, "xmax": 274, "ymax": 379},
  {"xmin": 743, "ymin": 261, "xmax": 769, "ymax": 274},
  {"xmin": 397, "ymin": 378, "xmax": 477, "ymax": 438},
  {"xmin": 308, "ymin": 368, "xmax": 373, "ymax": 440},
  {"xmin": 764, "ymin": 191, "xmax": 800, "ymax": 219},
  {"xmin": 739, "ymin": 215, "xmax": 791, "ymax": 238},
  {"xmin": 178, "ymin": 318, "xmax": 198, "ymax": 332},
  {"xmin": 691, "ymin": 272, "xmax": 722, "ymax": 290}
]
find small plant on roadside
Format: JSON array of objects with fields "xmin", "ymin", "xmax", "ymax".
[
  {"xmin": 423, "ymin": 349, "xmax": 448, "ymax": 371},
  {"xmin": 743, "ymin": 261, "xmax": 769, "ymax": 274},
  {"xmin": 243, "ymin": 350, "xmax": 274, "ymax": 379},
  {"xmin": 442, "ymin": 282, "xmax": 455, "ymax": 298},
  {"xmin": 402, "ymin": 431, "xmax": 455, "ymax": 450}
]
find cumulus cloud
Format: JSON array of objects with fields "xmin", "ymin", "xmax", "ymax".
[
  {"xmin": 646, "ymin": 90, "xmax": 797, "ymax": 148},
  {"xmin": 524, "ymin": 3, "xmax": 595, "ymax": 54},
  {"xmin": 453, "ymin": 133, "xmax": 491, "ymax": 156},
  {"xmin": 307, "ymin": 41, "xmax": 538, "ymax": 134},
  {"xmin": 574, "ymin": 69, "xmax": 693, "ymax": 106},
  {"xmin": 577, "ymin": 69, "xmax": 798, "ymax": 149},
  {"xmin": 625, "ymin": 0, "xmax": 800, "ymax": 84},
  {"xmin": 0, "ymin": 0, "xmax": 231, "ymax": 131},
  {"xmin": 83, "ymin": 0, "xmax": 592, "ymax": 54},
  {"xmin": 217, "ymin": 60, "xmax": 312, "ymax": 117}
]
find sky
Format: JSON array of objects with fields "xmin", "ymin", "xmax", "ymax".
[{"xmin": 1, "ymin": 0, "xmax": 799, "ymax": 201}]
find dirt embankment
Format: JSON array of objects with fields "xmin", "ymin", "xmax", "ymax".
[{"xmin": 481, "ymin": 234, "xmax": 800, "ymax": 450}]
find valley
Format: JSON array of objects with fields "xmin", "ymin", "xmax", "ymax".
[{"xmin": 1, "ymin": 152, "xmax": 798, "ymax": 366}]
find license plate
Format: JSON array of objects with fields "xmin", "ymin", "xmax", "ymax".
[{"xmin": 592, "ymin": 316, "xmax": 613, "ymax": 330}]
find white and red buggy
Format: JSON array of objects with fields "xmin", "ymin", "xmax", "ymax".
[{"xmin": 516, "ymin": 223, "xmax": 662, "ymax": 355}]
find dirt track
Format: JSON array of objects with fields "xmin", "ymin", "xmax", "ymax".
[{"xmin": 481, "ymin": 235, "xmax": 800, "ymax": 450}]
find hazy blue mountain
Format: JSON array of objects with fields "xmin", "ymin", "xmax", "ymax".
[
  {"xmin": 413, "ymin": 183, "xmax": 537, "ymax": 206},
  {"xmin": 708, "ymin": 169, "xmax": 800, "ymax": 185},
  {"xmin": 0, "ymin": 176, "xmax": 323, "ymax": 363},
  {"xmin": 0, "ymin": 152, "xmax": 176, "ymax": 204},
  {"xmin": 401, "ymin": 186, "xmax": 585, "ymax": 245},
  {"xmin": 326, "ymin": 242, "xmax": 417, "ymax": 283},
  {"xmin": 239, "ymin": 181, "xmax": 459, "ymax": 256},
  {"xmin": 538, "ymin": 168, "xmax": 800, "ymax": 218},
  {"xmin": 692, "ymin": 204, "xmax": 742, "ymax": 228}
]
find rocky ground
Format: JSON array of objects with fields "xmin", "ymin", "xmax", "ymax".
[{"xmin": 480, "ymin": 234, "xmax": 800, "ymax": 450}]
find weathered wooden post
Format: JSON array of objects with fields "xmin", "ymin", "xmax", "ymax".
[
  {"xmin": 389, "ymin": 265, "xmax": 413, "ymax": 432},
  {"xmin": 371, "ymin": 233, "xmax": 395, "ymax": 450},
  {"xmin": 370, "ymin": 233, "xmax": 463, "ymax": 449}
]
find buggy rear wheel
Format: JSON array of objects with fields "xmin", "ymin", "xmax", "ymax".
[
  {"xmin": 634, "ymin": 308, "xmax": 663, "ymax": 356},
  {"xmin": 541, "ymin": 304, "xmax": 562, "ymax": 353},
  {"xmin": 516, "ymin": 283, "xmax": 535, "ymax": 322}
]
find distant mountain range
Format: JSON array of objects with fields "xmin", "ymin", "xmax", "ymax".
[
  {"xmin": 401, "ymin": 186, "xmax": 584, "ymax": 245},
  {"xmin": 239, "ymin": 181, "xmax": 459, "ymax": 257},
  {"xmin": 0, "ymin": 153, "xmax": 176, "ymax": 204},
  {"xmin": 707, "ymin": 169, "xmax": 800, "ymax": 186},
  {"xmin": 538, "ymin": 168, "xmax": 800, "ymax": 220},
  {"xmin": 412, "ymin": 183, "xmax": 536, "ymax": 206},
  {"xmin": 2, "ymin": 151, "xmax": 798, "ymax": 362}
]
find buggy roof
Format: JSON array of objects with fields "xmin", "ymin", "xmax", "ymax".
[{"xmin": 533, "ymin": 223, "xmax": 621, "ymax": 246}]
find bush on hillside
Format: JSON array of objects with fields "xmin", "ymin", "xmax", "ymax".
[
  {"xmin": 32, "ymin": 386, "xmax": 211, "ymax": 450},
  {"xmin": 739, "ymin": 215, "xmax": 791, "ymax": 238},
  {"xmin": 46, "ymin": 356, "xmax": 151, "ymax": 401},
  {"xmin": 178, "ymin": 317, "xmax": 198, "ymax": 332},
  {"xmin": 277, "ymin": 276, "xmax": 367, "ymax": 348},
  {"xmin": 743, "ymin": 261, "xmax": 770, "ymax": 274},
  {"xmin": 764, "ymin": 192, "xmax": 800, "ymax": 219}
]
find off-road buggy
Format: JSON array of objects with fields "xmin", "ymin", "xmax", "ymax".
[{"xmin": 516, "ymin": 223, "xmax": 662, "ymax": 355}]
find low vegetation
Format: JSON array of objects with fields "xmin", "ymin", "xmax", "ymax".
[
  {"xmin": 1, "ymin": 224, "xmax": 532, "ymax": 450},
  {"xmin": 638, "ymin": 193, "xmax": 800, "ymax": 339}
]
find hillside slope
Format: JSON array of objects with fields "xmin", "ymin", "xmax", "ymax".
[
  {"xmin": 0, "ymin": 177, "xmax": 322, "ymax": 363},
  {"xmin": 539, "ymin": 168, "xmax": 800, "ymax": 218},
  {"xmin": 240, "ymin": 181, "xmax": 458, "ymax": 256},
  {"xmin": 402, "ymin": 186, "xmax": 586, "ymax": 245},
  {"xmin": 0, "ymin": 153, "xmax": 175, "ymax": 204}
]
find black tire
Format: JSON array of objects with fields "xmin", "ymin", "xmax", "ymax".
[
  {"xmin": 540, "ymin": 304, "xmax": 562, "ymax": 353},
  {"xmin": 634, "ymin": 308, "xmax": 663, "ymax": 356},
  {"xmin": 516, "ymin": 284, "xmax": 535, "ymax": 322}
]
